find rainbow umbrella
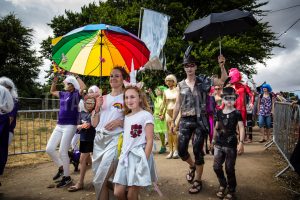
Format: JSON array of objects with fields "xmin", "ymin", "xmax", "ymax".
[{"xmin": 52, "ymin": 24, "xmax": 150, "ymax": 77}]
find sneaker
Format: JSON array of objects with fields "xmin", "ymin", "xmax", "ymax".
[
  {"xmin": 166, "ymin": 151, "xmax": 173, "ymax": 159},
  {"xmin": 172, "ymin": 151, "xmax": 179, "ymax": 159},
  {"xmin": 52, "ymin": 168, "xmax": 64, "ymax": 180},
  {"xmin": 56, "ymin": 176, "xmax": 72, "ymax": 188}
]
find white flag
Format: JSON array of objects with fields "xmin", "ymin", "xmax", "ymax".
[{"xmin": 141, "ymin": 9, "xmax": 170, "ymax": 69}]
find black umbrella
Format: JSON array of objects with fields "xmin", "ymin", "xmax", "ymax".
[{"xmin": 183, "ymin": 9, "xmax": 258, "ymax": 54}]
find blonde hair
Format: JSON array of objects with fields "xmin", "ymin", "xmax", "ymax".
[
  {"xmin": 165, "ymin": 74, "xmax": 177, "ymax": 85},
  {"xmin": 123, "ymin": 86, "xmax": 152, "ymax": 115}
]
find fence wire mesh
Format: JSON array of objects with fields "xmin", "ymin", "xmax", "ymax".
[{"xmin": 272, "ymin": 102, "xmax": 299, "ymax": 177}]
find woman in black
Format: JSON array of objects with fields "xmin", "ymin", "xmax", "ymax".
[
  {"xmin": 68, "ymin": 95, "xmax": 96, "ymax": 192},
  {"xmin": 211, "ymin": 87, "xmax": 245, "ymax": 200}
]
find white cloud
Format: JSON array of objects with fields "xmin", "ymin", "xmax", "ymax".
[
  {"xmin": 2, "ymin": 0, "xmax": 96, "ymax": 84},
  {"xmin": 254, "ymin": 38, "xmax": 300, "ymax": 92}
]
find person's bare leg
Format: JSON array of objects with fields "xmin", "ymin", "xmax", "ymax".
[
  {"xmin": 172, "ymin": 132, "xmax": 179, "ymax": 158},
  {"xmin": 259, "ymin": 127, "xmax": 265, "ymax": 142},
  {"xmin": 99, "ymin": 163, "xmax": 114, "ymax": 200},
  {"xmin": 166, "ymin": 120, "xmax": 173, "ymax": 158},
  {"xmin": 114, "ymin": 183, "xmax": 127, "ymax": 200},
  {"xmin": 78, "ymin": 153, "xmax": 89, "ymax": 186},
  {"xmin": 194, "ymin": 165, "xmax": 204, "ymax": 181},
  {"xmin": 266, "ymin": 128, "xmax": 271, "ymax": 141},
  {"xmin": 127, "ymin": 186, "xmax": 140, "ymax": 200}
]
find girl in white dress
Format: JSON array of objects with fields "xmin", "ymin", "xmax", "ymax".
[{"xmin": 113, "ymin": 84, "xmax": 157, "ymax": 200}]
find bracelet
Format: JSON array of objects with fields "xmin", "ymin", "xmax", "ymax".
[{"xmin": 239, "ymin": 141, "xmax": 244, "ymax": 144}]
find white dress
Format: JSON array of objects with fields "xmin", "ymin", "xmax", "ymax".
[
  {"xmin": 92, "ymin": 93, "xmax": 124, "ymax": 199},
  {"xmin": 113, "ymin": 110, "xmax": 158, "ymax": 186}
]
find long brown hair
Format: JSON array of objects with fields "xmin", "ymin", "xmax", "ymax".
[{"xmin": 123, "ymin": 86, "xmax": 152, "ymax": 115}]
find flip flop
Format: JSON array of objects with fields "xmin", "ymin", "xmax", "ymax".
[{"xmin": 68, "ymin": 184, "xmax": 83, "ymax": 192}]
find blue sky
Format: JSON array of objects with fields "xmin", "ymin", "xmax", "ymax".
[{"xmin": 1, "ymin": 0, "xmax": 300, "ymax": 94}]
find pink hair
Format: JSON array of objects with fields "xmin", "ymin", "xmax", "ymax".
[{"xmin": 228, "ymin": 68, "xmax": 242, "ymax": 83}]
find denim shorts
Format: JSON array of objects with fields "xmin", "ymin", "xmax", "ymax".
[{"xmin": 258, "ymin": 115, "xmax": 272, "ymax": 129}]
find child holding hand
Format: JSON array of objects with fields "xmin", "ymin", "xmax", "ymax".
[{"xmin": 211, "ymin": 87, "xmax": 245, "ymax": 200}]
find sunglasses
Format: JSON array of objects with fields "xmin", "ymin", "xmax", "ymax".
[
  {"xmin": 215, "ymin": 88, "xmax": 221, "ymax": 90},
  {"xmin": 223, "ymin": 96, "xmax": 236, "ymax": 101},
  {"xmin": 184, "ymin": 63, "xmax": 196, "ymax": 68}
]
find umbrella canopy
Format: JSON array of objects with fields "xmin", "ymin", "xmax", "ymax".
[
  {"xmin": 52, "ymin": 24, "xmax": 150, "ymax": 77},
  {"xmin": 183, "ymin": 9, "xmax": 258, "ymax": 41}
]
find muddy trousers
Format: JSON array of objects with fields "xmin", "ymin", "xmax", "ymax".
[
  {"xmin": 213, "ymin": 145, "xmax": 237, "ymax": 193},
  {"xmin": 178, "ymin": 116, "xmax": 205, "ymax": 165}
]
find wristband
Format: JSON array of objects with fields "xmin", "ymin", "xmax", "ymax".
[{"xmin": 239, "ymin": 141, "xmax": 244, "ymax": 144}]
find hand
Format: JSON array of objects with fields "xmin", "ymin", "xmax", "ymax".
[
  {"xmin": 249, "ymin": 103, "xmax": 254, "ymax": 110},
  {"xmin": 81, "ymin": 123, "xmax": 91, "ymax": 129},
  {"xmin": 237, "ymin": 142, "xmax": 244, "ymax": 155},
  {"xmin": 53, "ymin": 75, "xmax": 58, "ymax": 82},
  {"xmin": 77, "ymin": 125, "xmax": 82, "ymax": 130},
  {"xmin": 105, "ymin": 119, "xmax": 120, "ymax": 131},
  {"xmin": 159, "ymin": 115, "xmax": 164, "ymax": 120},
  {"xmin": 95, "ymin": 96, "xmax": 103, "ymax": 112},
  {"xmin": 218, "ymin": 54, "xmax": 226, "ymax": 66},
  {"xmin": 209, "ymin": 143, "xmax": 214, "ymax": 151},
  {"xmin": 170, "ymin": 121, "xmax": 175, "ymax": 133}
]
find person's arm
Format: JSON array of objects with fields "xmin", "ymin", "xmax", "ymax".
[
  {"xmin": 237, "ymin": 121, "xmax": 245, "ymax": 155},
  {"xmin": 145, "ymin": 123, "xmax": 154, "ymax": 160},
  {"xmin": 213, "ymin": 54, "xmax": 228, "ymax": 86},
  {"xmin": 91, "ymin": 96, "xmax": 103, "ymax": 128},
  {"xmin": 211, "ymin": 121, "xmax": 219, "ymax": 149},
  {"xmin": 104, "ymin": 119, "xmax": 124, "ymax": 131},
  {"xmin": 246, "ymin": 86, "xmax": 255, "ymax": 109},
  {"xmin": 74, "ymin": 75, "xmax": 87, "ymax": 95},
  {"xmin": 171, "ymin": 89, "xmax": 181, "ymax": 131},
  {"xmin": 159, "ymin": 92, "xmax": 167, "ymax": 120},
  {"xmin": 50, "ymin": 76, "xmax": 59, "ymax": 97},
  {"xmin": 257, "ymin": 96, "xmax": 261, "ymax": 115}
]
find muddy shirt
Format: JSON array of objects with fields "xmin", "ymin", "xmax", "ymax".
[{"xmin": 215, "ymin": 110, "xmax": 242, "ymax": 148}]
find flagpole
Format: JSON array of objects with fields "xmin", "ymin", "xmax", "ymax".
[
  {"xmin": 138, "ymin": 7, "xmax": 144, "ymax": 80},
  {"xmin": 138, "ymin": 7, "xmax": 144, "ymax": 38}
]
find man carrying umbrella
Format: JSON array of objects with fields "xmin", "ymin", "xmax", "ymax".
[{"xmin": 171, "ymin": 49, "xmax": 227, "ymax": 194}]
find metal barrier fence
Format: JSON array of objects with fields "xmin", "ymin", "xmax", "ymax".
[
  {"xmin": 8, "ymin": 109, "xmax": 59, "ymax": 155},
  {"xmin": 18, "ymin": 97, "xmax": 60, "ymax": 110},
  {"xmin": 266, "ymin": 102, "xmax": 300, "ymax": 177}
]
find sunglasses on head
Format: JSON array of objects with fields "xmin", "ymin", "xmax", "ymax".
[
  {"xmin": 223, "ymin": 96, "xmax": 236, "ymax": 101},
  {"xmin": 184, "ymin": 63, "xmax": 196, "ymax": 68}
]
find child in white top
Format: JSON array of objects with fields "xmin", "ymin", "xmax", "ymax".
[{"xmin": 113, "ymin": 85, "xmax": 157, "ymax": 200}]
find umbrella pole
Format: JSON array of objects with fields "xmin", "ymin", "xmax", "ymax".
[{"xmin": 100, "ymin": 31, "xmax": 103, "ymax": 87}]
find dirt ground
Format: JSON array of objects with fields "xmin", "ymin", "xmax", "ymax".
[{"xmin": 1, "ymin": 128, "xmax": 300, "ymax": 200}]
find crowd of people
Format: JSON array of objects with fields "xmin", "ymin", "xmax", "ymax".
[{"xmin": 1, "ymin": 49, "xmax": 295, "ymax": 200}]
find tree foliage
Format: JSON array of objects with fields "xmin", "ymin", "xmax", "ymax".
[
  {"xmin": 0, "ymin": 14, "xmax": 43, "ymax": 97},
  {"xmin": 40, "ymin": 0, "xmax": 280, "ymax": 90}
]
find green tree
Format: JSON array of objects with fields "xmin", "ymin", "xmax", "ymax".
[
  {"xmin": 0, "ymin": 14, "xmax": 43, "ymax": 97},
  {"xmin": 40, "ymin": 0, "xmax": 280, "ymax": 89}
]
